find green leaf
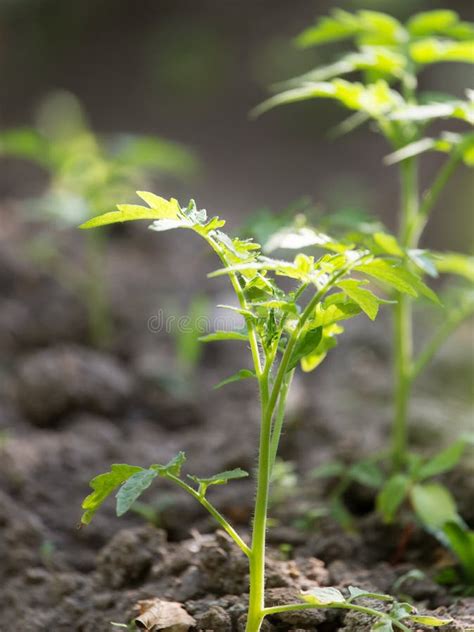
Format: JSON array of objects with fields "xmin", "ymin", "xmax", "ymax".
[
  {"xmin": 384, "ymin": 138, "xmax": 438, "ymax": 165},
  {"xmin": 348, "ymin": 586, "xmax": 393, "ymax": 602},
  {"xmin": 264, "ymin": 225, "xmax": 334, "ymax": 253},
  {"xmin": 199, "ymin": 331, "xmax": 249, "ymax": 343},
  {"xmin": 301, "ymin": 586, "xmax": 346, "ymax": 605},
  {"xmin": 442, "ymin": 521, "xmax": 474, "ymax": 580},
  {"xmin": 188, "ymin": 468, "xmax": 249, "ymax": 496},
  {"xmin": 418, "ymin": 440, "xmax": 466, "ymax": 480},
  {"xmin": 288, "ymin": 327, "xmax": 323, "ymax": 371},
  {"xmin": 253, "ymin": 79, "xmax": 403, "ymax": 119},
  {"xmin": 81, "ymin": 464, "xmax": 143, "ymax": 525},
  {"xmin": 433, "ymin": 252, "xmax": 474, "ymax": 282},
  {"xmin": 349, "ymin": 460, "xmax": 385, "ymax": 488},
  {"xmin": 337, "ymin": 280, "xmax": 380, "ymax": 320},
  {"xmin": 410, "ymin": 38, "xmax": 474, "ymax": 64},
  {"xmin": 407, "ymin": 11, "xmax": 459, "ymax": 37},
  {"xmin": 373, "ymin": 232, "xmax": 404, "ymax": 257},
  {"xmin": 152, "ymin": 451, "xmax": 187, "ymax": 477},
  {"xmin": 410, "ymin": 483, "xmax": 459, "ymax": 529},
  {"xmin": 376, "ymin": 474, "xmax": 410, "ymax": 523},
  {"xmin": 391, "ymin": 99, "xmax": 474, "ymax": 124},
  {"xmin": 0, "ymin": 128, "xmax": 50, "ymax": 167},
  {"xmin": 296, "ymin": 9, "xmax": 361, "ymax": 48},
  {"xmin": 80, "ymin": 197, "xmax": 180, "ymax": 228},
  {"xmin": 214, "ymin": 369, "xmax": 256, "ymax": 389},
  {"xmin": 357, "ymin": 11, "xmax": 406, "ymax": 46},
  {"xmin": 407, "ymin": 249, "xmax": 438, "ymax": 278},
  {"xmin": 116, "ymin": 468, "xmax": 158, "ymax": 517},
  {"xmin": 355, "ymin": 259, "xmax": 439, "ymax": 303},
  {"xmin": 283, "ymin": 48, "xmax": 406, "ymax": 86},
  {"xmin": 409, "ymin": 614, "xmax": 453, "ymax": 627}
]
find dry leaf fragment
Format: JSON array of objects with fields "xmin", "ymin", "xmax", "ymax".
[{"xmin": 135, "ymin": 598, "xmax": 196, "ymax": 632}]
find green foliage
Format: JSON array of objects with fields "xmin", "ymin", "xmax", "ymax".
[
  {"xmin": 0, "ymin": 92, "xmax": 197, "ymax": 226},
  {"xmin": 300, "ymin": 585, "xmax": 451, "ymax": 629},
  {"xmin": 82, "ymin": 451, "xmax": 249, "ymax": 522},
  {"xmin": 79, "ymin": 191, "xmax": 428, "ymax": 630},
  {"xmin": 188, "ymin": 468, "xmax": 249, "ymax": 497}
]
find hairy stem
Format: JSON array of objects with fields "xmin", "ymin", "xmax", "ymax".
[{"xmin": 246, "ymin": 372, "xmax": 271, "ymax": 632}]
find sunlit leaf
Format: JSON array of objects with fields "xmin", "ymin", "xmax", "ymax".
[
  {"xmin": 433, "ymin": 252, "xmax": 474, "ymax": 282},
  {"xmin": 253, "ymin": 79, "xmax": 403, "ymax": 119},
  {"xmin": 407, "ymin": 11, "xmax": 459, "ymax": 37},
  {"xmin": 296, "ymin": 9, "xmax": 361, "ymax": 47},
  {"xmin": 80, "ymin": 196, "xmax": 180, "ymax": 228},
  {"xmin": 409, "ymin": 614, "xmax": 453, "ymax": 626},
  {"xmin": 410, "ymin": 38, "xmax": 474, "ymax": 64},
  {"xmin": 301, "ymin": 586, "xmax": 346, "ymax": 605},
  {"xmin": 337, "ymin": 279, "xmax": 380, "ymax": 320}
]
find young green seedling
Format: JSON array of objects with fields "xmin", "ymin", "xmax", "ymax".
[
  {"xmin": 0, "ymin": 91, "xmax": 197, "ymax": 345},
  {"xmin": 255, "ymin": 7, "xmax": 474, "ymax": 473},
  {"xmin": 79, "ymin": 192, "xmax": 442, "ymax": 631}
]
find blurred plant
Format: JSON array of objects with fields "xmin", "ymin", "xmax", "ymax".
[
  {"xmin": 174, "ymin": 295, "xmax": 209, "ymax": 385},
  {"xmin": 269, "ymin": 458, "xmax": 298, "ymax": 508},
  {"xmin": 0, "ymin": 91, "xmax": 197, "ymax": 344},
  {"xmin": 255, "ymin": 9, "xmax": 474, "ymax": 489},
  {"xmin": 78, "ymin": 192, "xmax": 440, "ymax": 631}
]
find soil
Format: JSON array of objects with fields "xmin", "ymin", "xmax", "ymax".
[{"xmin": 0, "ymin": 203, "xmax": 473, "ymax": 631}]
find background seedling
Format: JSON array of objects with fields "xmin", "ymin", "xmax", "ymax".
[
  {"xmin": 78, "ymin": 192, "xmax": 442, "ymax": 631},
  {"xmin": 0, "ymin": 91, "xmax": 197, "ymax": 345},
  {"xmin": 255, "ymin": 8, "xmax": 474, "ymax": 567}
]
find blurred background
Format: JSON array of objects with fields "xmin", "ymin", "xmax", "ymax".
[{"xmin": 1, "ymin": 0, "xmax": 473, "ymax": 248}]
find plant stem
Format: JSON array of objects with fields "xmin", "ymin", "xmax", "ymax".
[
  {"xmin": 391, "ymin": 157, "xmax": 418, "ymax": 471},
  {"xmin": 246, "ymin": 372, "xmax": 271, "ymax": 632},
  {"xmin": 166, "ymin": 473, "xmax": 251, "ymax": 557},
  {"xmin": 263, "ymin": 601, "xmax": 411, "ymax": 630},
  {"xmin": 84, "ymin": 230, "xmax": 112, "ymax": 346},
  {"xmin": 246, "ymin": 265, "xmax": 360, "ymax": 632},
  {"xmin": 269, "ymin": 369, "xmax": 294, "ymax": 474}
]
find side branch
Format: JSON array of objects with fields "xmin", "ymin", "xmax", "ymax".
[{"xmin": 166, "ymin": 473, "xmax": 251, "ymax": 557}]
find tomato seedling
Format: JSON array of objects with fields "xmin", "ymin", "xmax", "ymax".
[{"xmin": 79, "ymin": 193, "xmax": 445, "ymax": 631}]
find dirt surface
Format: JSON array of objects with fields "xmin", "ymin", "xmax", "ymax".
[{"xmin": 0, "ymin": 204, "xmax": 473, "ymax": 630}]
